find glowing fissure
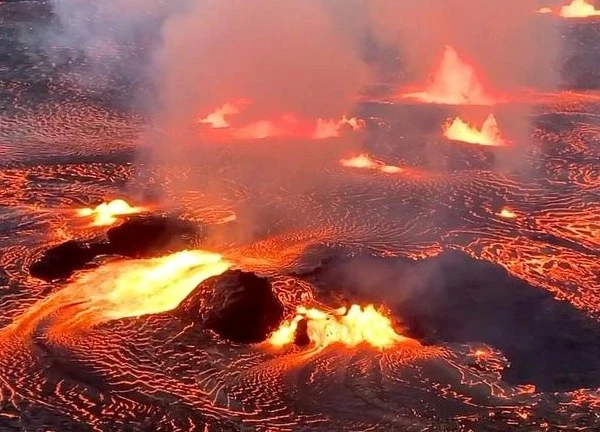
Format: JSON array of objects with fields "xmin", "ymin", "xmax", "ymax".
[
  {"xmin": 444, "ymin": 114, "xmax": 506, "ymax": 146},
  {"xmin": 9, "ymin": 250, "xmax": 232, "ymax": 334},
  {"xmin": 403, "ymin": 45, "xmax": 497, "ymax": 106},
  {"xmin": 269, "ymin": 304, "xmax": 405, "ymax": 349},
  {"xmin": 77, "ymin": 199, "xmax": 145, "ymax": 226}
]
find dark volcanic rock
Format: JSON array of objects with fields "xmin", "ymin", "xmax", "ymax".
[
  {"xmin": 303, "ymin": 250, "xmax": 600, "ymax": 392},
  {"xmin": 199, "ymin": 270, "xmax": 284, "ymax": 344},
  {"xmin": 29, "ymin": 216, "xmax": 201, "ymax": 282},
  {"xmin": 104, "ymin": 216, "xmax": 199, "ymax": 258},
  {"xmin": 293, "ymin": 318, "xmax": 311, "ymax": 347},
  {"xmin": 29, "ymin": 240, "xmax": 98, "ymax": 282}
]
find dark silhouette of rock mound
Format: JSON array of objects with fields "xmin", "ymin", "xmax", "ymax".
[
  {"xmin": 302, "ymin": 249, "xmax": 600, "ymax": 392},
  {"xmin": 103, "ymin": 216, "xmax": 198, "ymax": 258},
  {"xmin": 29, "ymin": 216, "xmax": 201, "ymax": 282},
  {"xmin": 293, "ymin": 318, "xmax": 311, "ymax": 347},
  {"xmin": 179, "ymin": 270, "xmax": 284, "ymax": 344},
  {"xmin": 30, "ymin": 240, "xmax": 98, "ymax": 281}
]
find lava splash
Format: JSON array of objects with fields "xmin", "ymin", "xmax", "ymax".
[
  {"xmin": 198, "ymin": 100, "xmax": 362, "ymax": 140},
  {"xmin": 269, "ymin": 304, "xmax": 406, "ymax": 349},
  {"xmin": 497, "ymin": 207, "xmax": 518, "ymax": 219},
  {"xmin": 77, "ymin": 199, "xmax": 146, "ymax": 226},
  {"xmin": 402, "ymin": 45, "xmax": 498, "ymax": 106},
  {"xmin": 443, "ymin": 114, "xmax": 506, "ymax": 146},
  {"xmin": 198, "ymin": 100, "xmax": 249, "ymax": 129},
  {"xmin": 340, "ymin": 154, "xmax": 404, "ymax": 174},
  {"xmin": 560, "ymin": 0, "xmax": 600, "ymax": 18}
]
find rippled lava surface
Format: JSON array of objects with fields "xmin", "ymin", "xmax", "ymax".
[{"xmin": 0, "ymin": 3, "xmax": 599, "ymax": 431}]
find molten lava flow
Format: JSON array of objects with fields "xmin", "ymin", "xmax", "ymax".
[
  {"xmin": 198, "ymin": 101, "xmax": 247, "ymax": 129},
  {"xmin": 537, "ymin": 6, "xmax": 554, "ymax": 14},
  {"xmin": 560, "ymin": 0, "xmax": 600, "ymax": 18},
  {"xmin": 444, "ymin": 114, "xmax": 506, "ymax": 146},
  {"xmin": 77, "ymin": 199, "xmax": 145, "ymax": 226},
  {"xmin": 269, "ymin": 304, "xmax": 405, "ymax": 349},
  {"xmin": 498, "ymin": 208, "xmax": 518, "ymax": 219},
  {"xmin": 403, "ymin": 45, "xmax": 497, "ymax": 105},
  {"xmin": 9, "ymin": 250, "xmax": 232, "ymax": 335},
  {"xmin": 340, "ymin": 154, "xmax": 404, "ymax": 174}
]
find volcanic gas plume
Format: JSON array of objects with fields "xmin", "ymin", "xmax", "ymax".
[
  {"xmin": 269, "ymin": 304, "xmax": 406, "ymax": 349},
  {"xmin": 443, "ymin": 114, "xmax": 506, "ymax": 146},
  {"xmin": 77, "ymin": 199, "xmax": 146, "ymax": 226},
  {"xmin": 151, "ymin": 0, "xmax": 366, "ymax": 160}
]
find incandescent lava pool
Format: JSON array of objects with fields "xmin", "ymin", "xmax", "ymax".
[{"xmin": 0, "ymin": 2, "xmax": 599, "ymax": 431}]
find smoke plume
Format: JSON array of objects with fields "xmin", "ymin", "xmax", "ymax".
[
  {"xmin": 366, "ymin": 0, "xmax": 559, "ymax": 91},
  {"xmin": 152, "ymin": 0, "xmax": 367, "ymax": 147}
]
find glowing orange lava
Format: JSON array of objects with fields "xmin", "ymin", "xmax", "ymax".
[
  {"xmin": 537, "ymin": 7, "xmax": 554, "ymax": 14},
  {"xmin": 269, "ymin": 304, "xmax": 405, "ymax": 349},
  {"xmin": 233, "ymin": 114, "xmax": 362, "ymax": 140},
  {"xmin": 76, "ymin": 199, "xmax": 145, "ymax": 226},
  {"xmin": 340, "ymin": 154, "xmax": 404, "ymax": 174},
  {"xmin": 403, "ymin": 45, "xmax": 497, "ymax": 105},
  {"xmin": 9, "ymin": 250, "xmax": 232, "ymax": 335},
  {"xmin": 313, "ymin": 115, "xmax": 363, "ymax": 139},
  {"xmin": 198, "ymin": 101, "xmax": 362, "ymax": 140},
  {"xmin": 560, "ymin": 0, "xmax": 600, "ymax": 18},
  {"xmin": 443, "ymin": 114, "xmax": 506, "ymax": 146},
  {"xmin": 498, "ymin": 208, "xmax": 518, "ymax": 219},
  {"xmin": 198, "ymin": 101, "xmax": 248, "ymax": 128}
]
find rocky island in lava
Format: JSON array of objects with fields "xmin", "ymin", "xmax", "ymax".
[{"xmin": 0, "ymin": 1, "xmax": 599, "ymax": 431}]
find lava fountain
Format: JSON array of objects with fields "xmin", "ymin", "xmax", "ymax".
[
  {"xmin": 560, "ymin": 0, "xmax": 600, "ymax": 18},
  {"xmin": 77, "ymin": 199, "xmax": 146, "ymax": 226},
  {"xmin": 443, "ymin": 114, "xmax": 506, "ymax": 146},
  {"xmin": 198, "ymin": 100, "xmax": 362, "ymax": 140},
  {"xmin": 269, "ymin": 304, "xmax": 406, "ymax": 349},
  {"xmin": 198, "ymin": 100, "xmax": 249, "ymax": 128},
  {"xmin": 7, "ymin": 250, "xmax": 232, "ymax": 336},
  {"xmin": 232, "ymin": 114, "xmax": 362, "ymax": 140},
  {"xmin": 402, "ymin": 45, "xmax": 497, "ymax": 106}
]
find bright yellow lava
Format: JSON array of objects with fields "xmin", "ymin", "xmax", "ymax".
[
  {"xmin": 340, "ymin": 154, "xmax": 404, "ymax": 174},
  {"xmin": 269, "ymin": 304, "xmax": 405, "ymax": 349},
  {"xmin": 444, "ymin": 114, "xmax": 505, "ymax": 146},
  {"xmin": 77, "ymin": 199, "xmax": 145, "ymax": 226},
  {"xmin": 498, "ymin": 208, "xmax": 518, "ymax": 219},
  {"xmin": 9, "ymin": 250, "xmax": 232, "ymax": 334},
  {"xmin": 560, "ymin": 0, "xmax": 600, "ymax": 18}
]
